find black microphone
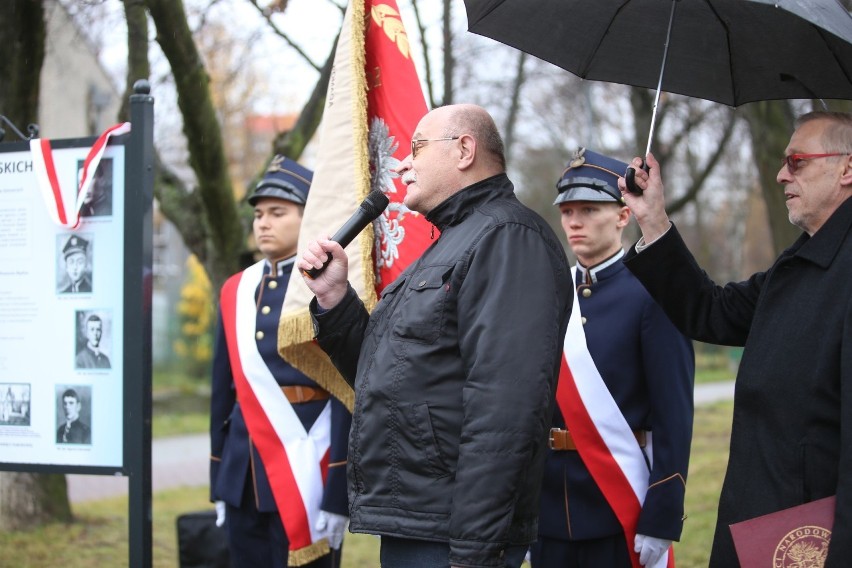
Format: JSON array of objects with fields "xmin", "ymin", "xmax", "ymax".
[{"xmin": 302, "ymin": 189, "xmax": 390, "ymax": 279}]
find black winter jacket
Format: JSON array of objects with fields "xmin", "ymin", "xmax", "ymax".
[{"xmin": 313, "ymin": 174, "xmax": 572, "ymax": 567}]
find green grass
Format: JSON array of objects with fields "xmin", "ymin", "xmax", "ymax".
[
  {"xmin": 0, "ymin": 485, "xmax": 383, "ymax": 568},
  {"xmin": 0, "ymin": 400, "xmax": 734, "ymax": 567},
  {"xmin": 151, "ymin": 353, "xmax": 737, "ymax": 439},
  {"xmin": 674, "ymin": 400, "xmax": 732, "ymax": 567}
]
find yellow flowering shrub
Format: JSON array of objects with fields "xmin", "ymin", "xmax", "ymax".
[{"xmin": 172, "ymin": 255, "xmax": 215, "ymax": 378}]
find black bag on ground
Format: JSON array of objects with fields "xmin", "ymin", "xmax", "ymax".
[{"xmin": 176, "ymin": 509, "xmax": 230, "ymax": 568}]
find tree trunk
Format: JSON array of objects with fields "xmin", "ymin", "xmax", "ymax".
[
  {"xmin": 0, "ymin": 473, "xmax": 72, "ymax": 530},
  {"xmin": 144, "ymin": 0, "xmax": 244, "ymax": 291},
  {"xmin": 0, "ymin": 0, "xmax": 73, "ymax": 531},
  {"xmin": 118, "ymin": 0, "xmax": 151, "ymax": 122},
  {"xmin": 143, "ymin": 0, "xmax": 336, "ymax": 290},
  {"xmin": 0, "ymin": 0, "xmax": 46, "ymax": 134},
  {"xmin": 502, "ymin": 52, "xmax": 527, "ymax": 164},
  {"xmin": 441, "ymin": 0, "xmax": 454, "ymax": 106},
  {"xmin": 741, "ymin": 100, "xmax": 800, "ymax": 255}
]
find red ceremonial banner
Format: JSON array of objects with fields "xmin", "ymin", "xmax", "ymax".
[
  {"xmin": 279, "ymin": 0, "xmax": 432, "ymax": 406},
  {"xmin": 364, "ymin": 1, "xmax": 432, "ymax": 291}
]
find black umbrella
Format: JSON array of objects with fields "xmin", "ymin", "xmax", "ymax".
[{"xmin": 464, "ymin": 0, "xmax": 852, "ymax": 192}]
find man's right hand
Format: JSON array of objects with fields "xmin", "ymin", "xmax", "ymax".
[
  {"xmin": 618, "ymin": 152, "xmax": 672, "ymax": 245},
  {"xmin": 214, "ymin": 500, "xmax": 226, "ymax": 527},
  {"xmin": 297, "ymin": 238, "xmax": 349, "ymax": 310}
]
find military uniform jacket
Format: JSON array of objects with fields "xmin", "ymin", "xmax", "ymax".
[
  {"xmin": 75, "ymin": 346, "xmax": 110, "ymax": 369},
  {"xmin": 61, "ymin": 274, "xmax": 92, "ymax": 294},
  {"xmin": 56, "ymin": 419, "xmax": 91, "ymax": 444},
  {"xmin": 313, "ymin": 174, "xmax": 572, "ymax": 568},
  {"xmin": 539, "ymin": 252, "xmax": 694, "ymax": 543},
  {"xmin": 209, "ymin": 258, "xmax": 351, "ymax": 516},
  {"xmin": 624, "ymin": 195, "xmax": 852, "ymax": 567}
]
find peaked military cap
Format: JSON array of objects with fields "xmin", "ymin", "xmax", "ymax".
[
  {"xmin": 63, "ymin": 235, "xmax": 89, "ymax": 258},
  {"xmin": 554, "ymin": 147, "xmax": 628, "ymax": 205},
  {"xmin": 248, "ymin": 155, "xmax": 313, "ymax": 206}
]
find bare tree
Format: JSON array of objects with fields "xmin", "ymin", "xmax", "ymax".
[
  {"xmin": 742, "ymin": 100, "xmax": 800, "ymax": 254},
  {"xmin": 0, "ymin": 0, "xmax": 46, "ymax": 132},
  {"xmin": 139, "ymin": 0, "xmax": 335, "ymax": 290},
  {"xmin": 0, "ymin": 0, "xmax": 73, "ymax": 531}
]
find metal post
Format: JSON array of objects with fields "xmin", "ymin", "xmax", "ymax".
[{"xmin": 125, "ymin": 79, "xmax": 155, "ymax": 568}]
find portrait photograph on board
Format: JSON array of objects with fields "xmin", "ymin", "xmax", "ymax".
[
  {"xmin": 76, "ymin": 157, "xmax": 113, "ymax": 218},
  {"xmin": 56, "ymin": 232, "xmax": 94, "ymax": 294},
  {"xmin": 55, "ymin": 384, "xmax": 92, "ymax": 445},
  {"xmin": 74, "ymin": 310, "xmax": 112, "ymax": 370}
]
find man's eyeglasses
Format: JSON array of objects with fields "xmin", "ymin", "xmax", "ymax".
[
  {"xmin": 782, "ymin": 153, "xmax": 849, "ymax": 175},
  {"xmin": 411, "ymin": 137, "xmax": 459, "ymax": 158}
]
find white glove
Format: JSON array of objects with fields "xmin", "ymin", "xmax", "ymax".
[
  {"xmin": 315, "ymin": 510, "xmax": 349, "ymax": 549},
  {"xmin": 214, "ymin": 500, "xmax": 227, "ymax": 527},
  {"xmin": 634, "ymin": 534, "xmax": 672, "ymax": 567}
]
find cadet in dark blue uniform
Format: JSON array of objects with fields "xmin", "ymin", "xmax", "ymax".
[
  {"xmin": 209, "ymin": 156, "xmax": 352, "ymax": 568},
  {"xmin": 531, "ymin": 149, "xmax": 695, "ymax": 568}
]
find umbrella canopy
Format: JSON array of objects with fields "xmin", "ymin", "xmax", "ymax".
[{"xmin": 464, "ymin": 0, "xmax": 852, "ymax": 107}]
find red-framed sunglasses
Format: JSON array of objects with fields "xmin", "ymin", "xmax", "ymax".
[{"xmin": 782, "ymin": 153, "xmax": 849, "ymax": 175}]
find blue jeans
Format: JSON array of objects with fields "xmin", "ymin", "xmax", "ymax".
[{"xmin": 380, "ymin": 536, "xmax": 527, "ymax": 568}]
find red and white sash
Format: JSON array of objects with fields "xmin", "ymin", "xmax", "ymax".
[
  {"xmin": 220, "ymin": 260, "xmax": 331, "ymax": 563},
  {"xmin": 555, "ymin": 267, "xmax": 673, "ymax": 568},
  {"xmin": 29, "ymin": 122, "xmax": 130, "ymax": 228}
]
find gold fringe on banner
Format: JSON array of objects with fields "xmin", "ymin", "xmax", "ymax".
[
  {"xmin": 278, "ymin": 0, "xmax": 372, "ymax": 412},
  {"xmin": 278, "ymin": 309, "xmax": 355, "ymax": 413},
  {"xmin": 289, "ymin": 539, "xmax": 331, "ymax": 566}
]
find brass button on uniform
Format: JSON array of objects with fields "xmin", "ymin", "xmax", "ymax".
[
  {"xmin": 268, "ymin": 280, "xmax": 278, "ymax": 289},
  {"xmin": 256, "ymin": 331, "xmax": 265, "ymax": 340},
  {"xmin": 582, "ymin": 288, "xmax": 592, "ymax": 298},
  {"xmin": 418, "ymin": 281, "xmax": 426, "ymax": 288},
  {"xmin": 261, "ymin": 306, "xmax": 271, "ymax": 315},
  {"xmin": 581, "ymin": 317, "xmax": 587, "ymax": 325}
]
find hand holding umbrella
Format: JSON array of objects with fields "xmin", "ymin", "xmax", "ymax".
[{"xmin": 618, "ymin": 152, "xmax": 672, "ymax": 246}]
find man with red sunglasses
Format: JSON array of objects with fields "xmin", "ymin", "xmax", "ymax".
[{"xmin": 618, "ymin": 111, "xmax": 852, "ymax": 568}]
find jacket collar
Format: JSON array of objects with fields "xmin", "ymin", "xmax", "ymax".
[
  {"xmin": 425, "ymin": 173, "xmax": 513, "ymax": 232},
  {"xmin": 791, "ymin": 195, "xmax": 852, "ymax": 268},
  {"xmin": 575, "ymin": 249, "xmax": 625, "ymax": 286},
  {"xmin": 265, "ymin": 256, "xmax": 296, "ymax": 277}
]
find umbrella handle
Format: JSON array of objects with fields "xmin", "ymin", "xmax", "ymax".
[{"xmin": 624, "ymin": 160, "xmax": 649, "ymax": 195}]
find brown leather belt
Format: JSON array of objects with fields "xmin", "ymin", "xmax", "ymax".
[
  {"xmin": 281, "ymin": 385, "xmax": 330, "ymax": 404},
  {"xmin": 549, "ymin": 427, "xmax": 647, "ymax": 451}
]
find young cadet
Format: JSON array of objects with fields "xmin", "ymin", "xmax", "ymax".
[{"xmin": 532, "ymin": 148, "xmax": 694, "ymax": 568}]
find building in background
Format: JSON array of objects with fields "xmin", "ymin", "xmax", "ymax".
[{"xmin": 39, "ymin": 0, "xmax": 120, "ymax": 139}]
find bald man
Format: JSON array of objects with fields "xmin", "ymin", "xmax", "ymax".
[{"xmin": 299, "ymin": 104, "xmax": 573, "ymax": 568}]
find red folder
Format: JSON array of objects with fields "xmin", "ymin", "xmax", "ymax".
[{"xmin": 729, "ymin": 495, "xmax": 835, "ymax": 567}]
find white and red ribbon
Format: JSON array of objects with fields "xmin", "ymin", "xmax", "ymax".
[
  {"xmin": 220, "ymin": 260, "xmax": 331, "ymax": 555},
  {"xmin": 556, "ymin": 267, "xmax": 673, "ymax": 568},
  {"xmin": 29, "ymin": 122, "xmax": 131, "ymax": 228}
]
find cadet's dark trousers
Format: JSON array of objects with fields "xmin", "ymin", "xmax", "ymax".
[
  {"xmin": 380, "ymin": 536, "xmax": 527, "ymax": 568},
  {"xmin": 529, "ymin": 534, "xmax": 631, "ymax": 568},
  {"xmin": 226, "ymin": 481, "xmax": 342, "ymax": 568}
]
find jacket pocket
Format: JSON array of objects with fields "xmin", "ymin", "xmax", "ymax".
[
  {"xmin": 400, "ymin": 402, "xmax": 451, "ymax": 477},
  {"xmin": 365, "ymin": 274, "xmax": 407, "ymax": 337},
  {"xmin": 392, "ymin": 265, "xmax": 453, "ymax": 344}
]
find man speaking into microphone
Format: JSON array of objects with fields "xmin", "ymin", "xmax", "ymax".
[{"xmin": 298, "ymin": 104, "xmax": 573, "ymax": 568}]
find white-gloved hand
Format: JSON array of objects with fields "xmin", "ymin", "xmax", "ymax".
[
  {"xmin": 214, "ymin": 501, "xmax": 227, "ymax": 528},
  {"xmin": 315, "ymin": 510, "xmax": 349, "ymax": 549},
  {"xmin": 634, "ymin": 534, "xmax": 672, "ymax": 567}
]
